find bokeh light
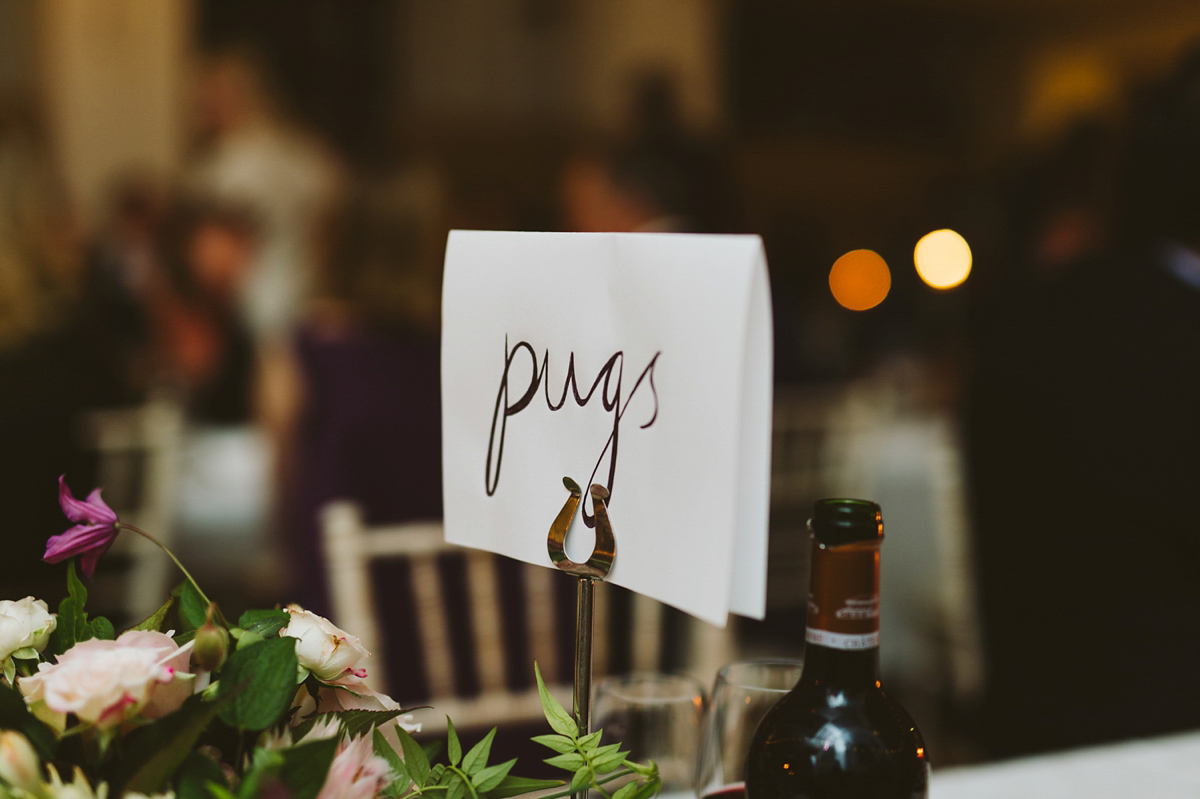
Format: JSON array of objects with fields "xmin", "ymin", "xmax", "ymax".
[
  {"xmin": 914, "ymin": 229, "xmax": 972, "ymax": 289},
  {"xmin": 828, "ymin": 249, "xmax": 891, "ymax": 311}
]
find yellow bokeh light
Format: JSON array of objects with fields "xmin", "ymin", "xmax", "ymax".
[
  {"xmin": 829, "ymin": 249, "xmax": 891, "ymax": 311},
  {"xmin": 914, "ymin": 229, "xmax": 972, "ymax": 289}
]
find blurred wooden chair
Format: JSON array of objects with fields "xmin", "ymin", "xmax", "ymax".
[
  {"xmin": 78, "ymin": 394, "xmax": 184, "ymax": 625},
  {"xmin": 320, "ymin": 500, "xmax": 677, "ymax": 734}
]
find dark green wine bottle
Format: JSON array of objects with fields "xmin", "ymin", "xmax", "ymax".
[{"xmin": 744, "ymin": 499, "xmax": 929, "ymax": 799}]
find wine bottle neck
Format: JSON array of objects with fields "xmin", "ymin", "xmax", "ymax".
[{"xmin": 803, "ymin": 532, "xmax": 881, "ymax": 687}]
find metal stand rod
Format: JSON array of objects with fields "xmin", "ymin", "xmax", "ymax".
[
  {"xmin": 573, "ymin": 576, "xmax": 595, "ymax": 737},
  {"xmin": 547, "ymin": 479, "xmax": 612, "ymax": 799}
]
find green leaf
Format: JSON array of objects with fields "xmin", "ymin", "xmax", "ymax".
[
  {"xmin": 374, "ymin": 729, "xmax": 409, "ymax": 798},
  {"xmin": 116, "ymin": 693, "xmax": 234, "ymax": 795},
  {"xmin": 89, "ymin": 616, "xmax": 115, "ymax": 641},
  {"xmin": 238, "ymin": 609, "xmax": 289, "ymax": 638},
  {"xmin": 339, "ymin": 709, "xmax": 405, "ymax": 739},
  {"xmin": 462, "ymin": 727, "xmax": 496, "ymax": 775},
  {"xmin": 447, "ymin": 773, "xmax": 468, "ymax": 799},
  {"xmin": 216, "ymin": 636, "xmax": 298, "ymax": 730},
  {"xmin": 431, "ymin": 764, "xmax": 448, "ymax": 784},
  {"xmin": 613, "ymin": 781, "xmax": 640, "ymax": 799},
  {"xmin": 176, "ymin": 580, "xmax": 207, "ymax": 632},
  {"xmin": 447, "ymin": 716, "xmax": 462, "ymax": 766},
  {"xmin": 569, "ymin": 768, "xmax": 593, "ymax": 792},
  {"xmin": 485, "ymin": 775, "xmax": 563, "ymax": 799},
  {"xmin": 630, "ymin": 780, "xmax": 661, "ymax": 799},
  {"xmin": 593, "ymin": 745, "xmax": 629, "ymax": 774},
  {"xmin": 578, "ymin": 730, "xmax": 603, "ymax": 750},
  {"xmin": 39, "ymin": 561, "xmax": 95, "ymax": 653},
  {"xmin": 131, "ymin": 595, "xmax": 176, "ymax": 632},
  {"xmin": 278, "ymin": 736, "xmax": 340, "ymax": 799},
  {"xmin": 396, "ymin": 725, "xmax": 430, "ymax": 788},
  {"xmin": 530, "ymin": 734, "xmax": 575, "ymax": 754},
  {"xmin": 534, "ymin": 661, "xmax": 577, "ymax": 738},
  {"xmin": 67, "ymin": 558, "xmax": 87, "ymax": 605},
  {"xmin": 175, "ymin": 750, "xmax": 228, "ymax": 799},
  {"xmin": 235, "ymin": 630, "xmax": 263, "ymax": 651},
  {"xmin": 0, "ymin": 681, "xmax": 57, "ymax": 761},
  {"xmin": 422, "ymin": 739, "xmax": 443, "ymax": 762},
  {"xmin": 291, "ymin": 709, "xmax": 404, "ymax": 743},
  {"xmin": 57, "ymin": 560, "xmax": 94, "ymax": 645},
  {"xmin": 48, "ymin": 595, "xmax": 79, "ymax": 655},
  {"xmin": 543, "ymin": 752, "xmax": 587, "ymax": 771},
  {"xmin": 472, "ymin": 759, "xmax": 514, "ymax": 793}
]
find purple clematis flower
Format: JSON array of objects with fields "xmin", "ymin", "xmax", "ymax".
[{"xmin": 44, "ymin": 475, "xmax": 120, "ymax": 578}]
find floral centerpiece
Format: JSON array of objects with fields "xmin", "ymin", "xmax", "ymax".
[{"xmin": 0, "ymin": 477, "xmax": 661, "ymax": 799}]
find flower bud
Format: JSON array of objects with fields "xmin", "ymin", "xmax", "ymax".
[
  {"xmin": 0, "ymin": 730, "xmax": 41, "ymax": 791},
  {"xmin": 193, "ymin": 604, "xmax": 228, "ymax": 672}
]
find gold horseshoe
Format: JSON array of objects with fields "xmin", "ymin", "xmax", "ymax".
[{"xmin": 547, "ymin": 477, "xmax": 615, "ymax": 579}]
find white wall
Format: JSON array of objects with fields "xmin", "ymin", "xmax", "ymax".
[{"xmin": 37, "ymin": 0, "xmax": 191, "ymax": 228}]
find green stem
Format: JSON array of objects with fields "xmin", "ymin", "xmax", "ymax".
[
  {"xmin": 117, "ymin": 523, "xmax": 212, "ymax": 608},
  {"xmin": 450, "ymin": 766, "xmax": 480, "ymax": 799},
  {"xmin": 537, "ymin": 768, "xmax": 637, "ymax": 799}
]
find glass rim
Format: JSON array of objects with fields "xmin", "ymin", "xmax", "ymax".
[
  {"xmin": 594, "ymin": 671, "xmax": 707, "ymax": 704},
  {"xmin": 716, "ymin": 658, "xmax": 804, "ymax": 692}
]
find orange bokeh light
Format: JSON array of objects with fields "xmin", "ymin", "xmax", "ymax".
[{"xmin": 829, "ymin": 249, "xmax": 891, "ymax": 311}]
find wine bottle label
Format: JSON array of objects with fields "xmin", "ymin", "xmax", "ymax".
[
  {"xmin": 806, "ymin": 538, "xmax": 880, "ymax": 650},
  {"xmin": 805, "ymin": 628, "xmax": 880, "ymax": 649}
]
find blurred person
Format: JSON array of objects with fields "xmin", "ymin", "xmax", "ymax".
[
  {"xmin": 188, "ymin": 48, "xmax": 344, "ymax": 346},
  {"xmin": 187, "ymin": 47, "xmax": 343, "ymax": 477},
  {"xmin": 185, "ymin": 48, "xmax": 345, "ymax": 603},
  {"xmin": 0, "ymin": 96, "xmax": 123, "ymax": 600},
  {"xmin": 965, "ymin": 48, "xmax": 1200, "ymax": 756},
  {"xmin": 85, "ymin": 172, "xmax": 170, "ymax": 399},
  {"xmin": 147, "ymin": 197, "xmax": 258, "ymax": 423},
  {"xmin": 285, "ymin": 173, "xmax": 444, "ymax": 617},
  {"xmin": 145, "ymin": 195, "xmax": 291, "ymax": 609},
  {"xmin": 561, "ymin": 72, "xmax": 730, "ymax": 235},
  {"xmin": 560, "ymin": 141, "xmax": 704, "ymax": 233}
]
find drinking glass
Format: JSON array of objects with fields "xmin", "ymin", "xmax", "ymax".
[
  {"xmin": 592, "ymin": 672, "xmax": 707, "ymax": 799},
  {"xmin": 695, "ymin": 660, "xmax": 805, "ymax": 799}
]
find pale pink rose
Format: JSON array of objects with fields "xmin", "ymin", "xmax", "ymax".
[
  {"xmin": 0, "ymin": 597, "xmax": 56, "ymax": 664},
  {"xmin": 117, "ymin": 631, "xmax": 194, "ymax": 720},
  {"xmin": 19, "ymin": 631, "xmax": 194, "ymax": 730},
  {"xmin": 315, "ymin": 734, "xmax": 391, "ymax": 799},
  {"xmin": 296, "ymin": 676, "xmax": 419, "ymax": 752},
  {"xmin": 281, "ymin": 605, "xmax": 371, "ymax": 682}
]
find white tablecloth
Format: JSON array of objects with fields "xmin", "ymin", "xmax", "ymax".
[{"xmin": 931, "ymin": 730, "xmax": 1200, "ymax": 798}]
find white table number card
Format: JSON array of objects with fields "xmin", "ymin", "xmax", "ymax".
[{"xmin": 441, "ymin": 231, "xmax": 772, "ymax": 626}]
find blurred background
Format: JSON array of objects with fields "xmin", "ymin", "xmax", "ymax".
[{"xmin": 4, "ymin": 0, "xmax": 1200, "ymax": 771}]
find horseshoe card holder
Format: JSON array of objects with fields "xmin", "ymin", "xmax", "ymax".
[{"xmin": 546, "ymin": 476, "xmax": 616, "ymax": 747}]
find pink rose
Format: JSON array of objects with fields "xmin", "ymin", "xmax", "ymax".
[
  {"xmin": 20, "ymin": 630, "xmax": 194, "ymax": 730},
  {"xmin": 315, "ymin": 734, "xmax": 392, "ymax": 799}
]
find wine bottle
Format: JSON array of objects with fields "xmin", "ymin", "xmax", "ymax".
[{"xmin": 744, "ymin": 498, "xmax": 929, "ymax": 799}]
